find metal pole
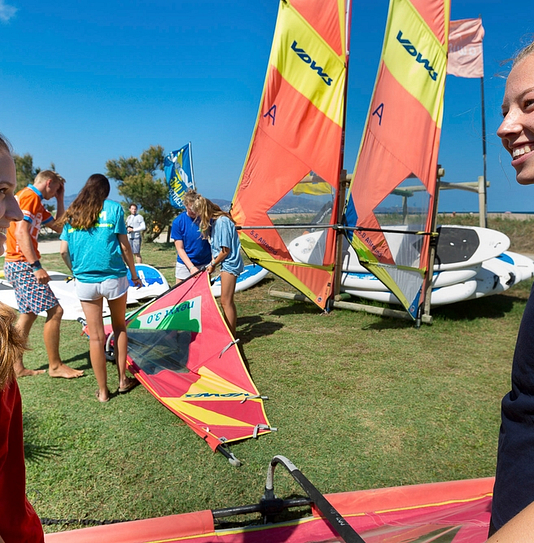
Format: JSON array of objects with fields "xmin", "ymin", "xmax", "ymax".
[{"xmin": 480, "ymin": 76, "xmax": 487, "ymax": 228}]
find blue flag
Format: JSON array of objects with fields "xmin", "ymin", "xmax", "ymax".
[{"xmin": 164, "ymin": 143, "xmax": 196, "ymax": 209}]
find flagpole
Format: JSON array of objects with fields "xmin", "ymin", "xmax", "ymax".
[{"xmin": 480, "ymin": 75, "xmax": 487, "ymax": 228}]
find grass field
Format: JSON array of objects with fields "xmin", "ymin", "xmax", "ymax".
[{"xmin": 10, "ymin": 217, "xmax": 534, "ymax": 533}]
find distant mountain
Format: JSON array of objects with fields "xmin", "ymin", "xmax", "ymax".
[
  {"xmin": 213, "ymin": 199, "xmax": 232, "ymax": 212},
  {"xmin": 64, "ymin": 194, "xmax": 78, "ymax": 207}
]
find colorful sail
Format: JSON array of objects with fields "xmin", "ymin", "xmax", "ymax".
[
  {"xmin": 231, "ymin": 0, "xmax": 350, "ymax": 309},
  {"xmin": 43, "ymin": 475, "xmax": 493, "ymax": 542},
  {"xmin": 344, "ymin": 0, "xmax": 450, "ymax": 318},
  {"xmin": 164, "ymin": 142, "xmax": 196, "ymax": 209},
  {"xmin": 124, "ymin": 272, "xmax": 272, "ymax": 452}
]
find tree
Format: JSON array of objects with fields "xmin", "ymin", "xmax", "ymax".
[
  {"xmin": 106, "ymin": 146, "xmax": 177, "ymax": 242},
  {"xmin": 13, "ymin": 153, "xmax": 40, "ymax": 192}
]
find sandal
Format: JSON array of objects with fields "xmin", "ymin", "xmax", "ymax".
[
  {"xmin": 118, "ymin": 378, "xmax": 138, "ymax": 394},
  {"xmin": 95, "ymin": 389, "xmax": 110, "ymax": 403}
]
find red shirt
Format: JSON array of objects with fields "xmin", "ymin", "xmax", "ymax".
[{"xmin": 0, "ymin": 379, "xmax": 44, "ymax": 542}]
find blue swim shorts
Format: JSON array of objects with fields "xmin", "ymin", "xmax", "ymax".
[{"xmin": 4, "ymin": 261, "xmax": 59, "ymax": 315}]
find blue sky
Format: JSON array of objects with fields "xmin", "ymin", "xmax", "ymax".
[{"xmin": 1, "ymin": 0, "xmax": 533, "ymax": 212}]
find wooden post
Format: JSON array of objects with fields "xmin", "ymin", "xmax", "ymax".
[{"xmin": 478, "ymin": 175, "xmax": 487, "ymax": 228}]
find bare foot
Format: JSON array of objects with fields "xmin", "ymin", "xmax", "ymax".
[
  {"xmin": 15, "ymin": 367, "xmax": 46, "ymax": 378},
  {"xmin": 49, "ymin": 364, "xmax": 84, "ymax": 379}
]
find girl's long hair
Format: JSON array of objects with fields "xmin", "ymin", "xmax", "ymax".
[
  {"xmin": 190, "ymin": 194, "xmax": 234, "ymax": 238},
  {"xmin": 63, "ymin": 174, "xmax": 110, "ymax": 229},
  {"xmin": 0, "ymin": 303, "xmax": 27, "ymax": 389}
]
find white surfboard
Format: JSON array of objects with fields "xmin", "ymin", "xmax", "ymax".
[
  {"xmin": 288, "ymin": 225, "xmax": 510, "ymax": 273},
  {"xmin": 126, "ymin": 264, "xmax": 169, "ymax": 304},
  {"xmin": 341, "ymin": 266, "xmax": 479, "ymax": 292},
  {"xmin": 0, "ymin": 272, "xmax": 110, "ymax": 321},
  {"xmin": 211, "ymin": 264, "xmax": 269, "ymax": 297},
  {"xmin": 497, "ymin": 251, "xmax": 534, "ymax": 282},
  {"xmin": 343, "ymin": 279, "xmax": 478, "ymax": 307},
  {"xmin": 469, "ymin": 257, "xmax": 518, "ymax": 299}
]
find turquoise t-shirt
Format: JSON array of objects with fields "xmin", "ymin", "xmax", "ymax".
[
  {"xmin": 60, "ymin": 199, "xmax": 128, "ymax": 283},
  {"xmin": 211, "ymin": 215, "xmax": 244, "ymax": 276}
]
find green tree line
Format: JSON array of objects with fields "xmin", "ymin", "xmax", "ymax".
[{"xmin": 14, "ymin": 145, "xmax": 178, "ymax": 242}]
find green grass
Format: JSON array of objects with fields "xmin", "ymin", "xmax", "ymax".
[{"xmin": 10, "ymin": 222, "xmax": 534, "ymax": 533}]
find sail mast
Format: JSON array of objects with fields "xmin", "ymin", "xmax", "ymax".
[{"xmin": 333, "ymin": 0, "xmax": 353, "ymax": 305}]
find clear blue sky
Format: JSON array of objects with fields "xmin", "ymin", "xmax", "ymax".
[{"xmin": 1, "ymin": 0, "xmax": 533, "ymax": 212}]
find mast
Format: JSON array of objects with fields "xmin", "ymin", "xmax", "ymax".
[{"xmin": 333, "ymin": 0, "xmax": 353, "ymax": 306}]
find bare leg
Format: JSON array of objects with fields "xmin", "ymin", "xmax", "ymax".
[
  {"xmin": 108, "ymin": 293, "xmax": 136, "ymax": 391},
  {"xmin": 45, "ymin": 305, "xmax": 84, "ymax": 379},
  {"xmin": 135, "ymin": 253, "xmax": 142, "ymax": 264},
  {"xmin": 81, "ymin": 299, "xmax": 108, "ymax": 401},
  {"xmin": 14, "ymin": 312, "xmax": 45, "ymax": 377},
  {"xmin": 219, "ymin": 271, "xmax": 238, "ymax": 336}
]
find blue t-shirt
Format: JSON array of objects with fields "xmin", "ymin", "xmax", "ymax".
[
  {"xmin": 60, "ymin": 199, "xmax": 128, "ymax": 283},
  {"xmin": 211, "ymin": 215, "xmax": 244, "ymax": 276},
  {"xmin": 170, "ymin": 212, "xmax": 211, "ymax": 267}
]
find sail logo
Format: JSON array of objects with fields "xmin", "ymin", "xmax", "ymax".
[
  {"xmin": 291, "ymin": 41, "xmax": 332, "ymax": 86},
  {"xmin": 185, "ymin": 392, "xmax": 251, "ymax": 398},
  {"xmin": 396, "ymin": 31, "xmax": 438, "ymax": 81}
]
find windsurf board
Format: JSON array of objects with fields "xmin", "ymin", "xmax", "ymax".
[
  {"xmin": 497, "ymin": 251, "xmax": 534, "ymax": 282},
  {"xmin": 0, "ymin": 272, "xmax": 110, "ymax": 320},
  {"xmin": 126, "ymin": 264, "xmax": 169, "ymax": 304},
  {"xmin": 341, "ymin": 266, "xmax": 479, "ymax": 292},
  {"xmin": 211, "ymin": 264, "xmax": 269, "ymax": 297},
  {"xmin": 343, "ymin": 279, "xmax": 478, "ymax": 307},
  {"xmin": 288, "ymin": 225, "xmax": 510, "ymax": 273}
]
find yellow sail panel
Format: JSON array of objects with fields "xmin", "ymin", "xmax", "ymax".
[
  {"xmin": 271, "ymin": 3, "xmax": 346, "ymax": 124},
  {"xmin": 182, "ymin": 366, "xmax": 257, "ymax": 398},
  {"xmin": 164, "ymin": 399, "xmax": 257, "ymax": 429},
  {"xmin": 382, "ymin": 0, "xmax": 448, "ymax": 122}
]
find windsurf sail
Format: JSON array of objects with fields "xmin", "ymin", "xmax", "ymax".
[
  {"xmin": 123, "ymin": 271, "xmax": 273, "ymax": 453},
  {"xmin": 164, "ymin": 142, "xmax": 196, "ymax": 209},
  {"xmin": 231, "ymin": 0, "xmax": 351, "ymax": 309},
  {"xmin": 344, "ymin": 0, "xmax": 450, "ymax": 318}
]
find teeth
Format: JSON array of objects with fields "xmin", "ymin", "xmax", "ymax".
[{"xmin": 513, "ymin": 145, "xmax": 533, "ymax": 158}]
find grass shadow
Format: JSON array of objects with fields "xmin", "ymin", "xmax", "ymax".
[
  {"xmin": 432, "ymin": 294, "xmax": 519, "ymax": 321},
  {"xmin": 34, "ymin": 352, "xmax": 91, "ymax": 372},
  {"xmin": 23, "ymin": 412, "xmax": 63, "ymax": 463},
  {"xmin": 237, "ymin": 316, "xmax": 284, "ymax": 345}
]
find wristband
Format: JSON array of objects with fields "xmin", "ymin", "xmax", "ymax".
[
  {"xmin": 210, "ymin": 260, "xmax": 216, "ymax": 267},
  {"xmin": 30, "ymin": 260, "xmax": 42, "ymax": 271}
]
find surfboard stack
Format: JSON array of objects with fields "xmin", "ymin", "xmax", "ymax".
[{"xmin": 289, "ymin": 225, "xmax": 534, "ymax": 307}]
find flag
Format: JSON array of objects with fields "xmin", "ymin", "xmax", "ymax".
[
  {"xmin": 447, "ymin": 18, "xmax": 484, "ymax": 78},
  {"xmin": 164, "ymin": 143, "xmax": 196, "ymax": 209}
]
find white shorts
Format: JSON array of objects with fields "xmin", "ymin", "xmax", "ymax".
[
  {"xmin": 75, "ymin": 276, "xmax": 129, "ymax": 302},
  {"xmin": 175, "ymin": 262, "xmax": 191, "ymax": 281}
]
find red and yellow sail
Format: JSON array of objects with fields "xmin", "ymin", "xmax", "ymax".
[
  {"xmin": 345, "ymin": 0, "xmax": 450, "ymax": 318},
  {"xmin": 232, "ymin": 0, "xmax": 350, "ymax": 309},
  {"xmin": 124, "ymin": 272, "xmax": 272, "ymax": 451}
]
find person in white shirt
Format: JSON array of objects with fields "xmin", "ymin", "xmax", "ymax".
[{"xmin": 126, "ymin": 203, "xmax": 146, "ymax": 263}]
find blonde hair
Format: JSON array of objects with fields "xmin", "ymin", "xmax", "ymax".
[
  {"xmin": 0, "ymin": 303, "xmax": 27, "ymax": 389},
  {"xmin": 182, "ymin": 189, "xmax": 200, "ymax": 209},
  {"xmin": 513, "ymin": 40, "xmax": 534, "ymax": 67},
  {"xmin": 190, "ymin": 194, "xmax": 234, "ymax": 238},
  {"xmin": 34, "ymin": 170, "xmax": 64, "ymax": 186}
]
